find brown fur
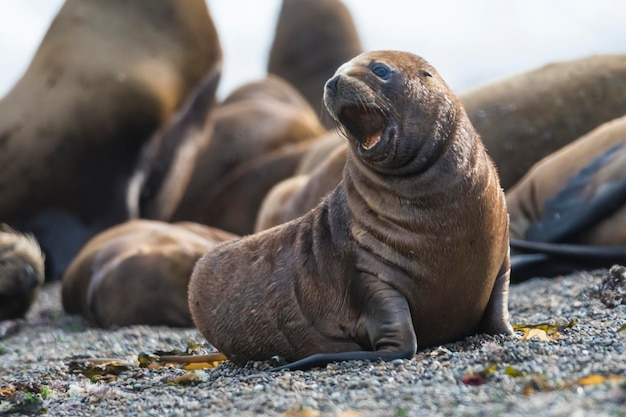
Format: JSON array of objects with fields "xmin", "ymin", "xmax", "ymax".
[
  {"xmin": 295, "ymin": 129, "xmax": 345, "ymax": 176},
  {"xmin": 507, "ymin": 115, "xmax": 626, "ymax": 245},
  {"xmin": 461, "ymin": 55, "xmax": 626, "ymax": 189},
  {"xmin": 128, "ymin": 68, "xmax": 222, "ymax": 221},
  {"xmin": 189, "ymin": 51, "xmax": 512, "ymax": 369},
  {"xmin": 268, "ymin": 0, "xmax": 362, "ymax": 126},
  {"xmin": 255, "ymin": 143, "xmax": 347, "ymax": 231},
  {"xmin": 195, "ymin": 141, "xmax": 317, "ymax": 235},
  {"xmin": 129, "ymin": 76, "xmax": 324, "ymax": 234},
  {"xmin": 0, "ymin": 0, "xmax": 221, "ymax": 279},
  {"xmin": 222, "ymin": 74, "xmax": 313, "ymax": 111},
  {"xmin": 0, "ymin": 225, "xmax": 45, "ymax": 320},
  {"xmin": 166, "ymin": 78, "xmax": 326, "ymax": 231},
  {"xmin": 62, "ymin": 220, "xmax": 236, "ymax": 328}
]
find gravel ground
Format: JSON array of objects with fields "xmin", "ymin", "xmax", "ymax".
[{"xmin": 1, "ymin": 268, "xmax": 625, "ymax": 417}]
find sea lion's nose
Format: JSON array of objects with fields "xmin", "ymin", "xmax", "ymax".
[{"xmin": 325, "ymin": 75, "xmax": 340, "ymax": 93}]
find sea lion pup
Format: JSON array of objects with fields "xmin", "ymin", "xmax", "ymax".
[
  {"xmin": 461, "ymin": 54, "xmax": 626, "ymax": 189},
  {"xmin": 268, "ymin": 0, "xmax": 363, "ymax": 126},
  {"xmin": 62, "ymin": 220, "xmax": 236, "ymax": 328},
  {"xmin": 189, "ymin": 51, "xmax": 512, "ymax": 370},
  {"xmin": 0, "ymin": 0, "xmax": 221, "ymax": 279},
  {"xmin": 0, "ymin": 226, "xmax": 45, "ymax": 320}
]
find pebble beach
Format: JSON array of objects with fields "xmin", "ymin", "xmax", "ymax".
[{"xmin": 1, "ymin": 267, "xmax": 625, "ymax": 417}]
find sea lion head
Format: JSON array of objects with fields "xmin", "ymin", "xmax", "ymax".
[
  {"xmin": 324, "ymin": 50, "xmax": 459, "ymax": 174},
  {"xmin": 0, "ymin": 225, "xmax": 45, "ymax": 320}
]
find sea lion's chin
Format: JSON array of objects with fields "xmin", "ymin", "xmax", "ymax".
[{"xmin": 338, "ymin": 105, "xmax": 391, "ymax": 153}]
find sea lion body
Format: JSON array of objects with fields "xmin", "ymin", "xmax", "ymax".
[
  {"xmin": 294, "ymin": 130, "xmax": 345, "ymax": 176},
  {"xmin": 507, "ymin": 115, "xmax": 626, "ymax": 245},
  {"xmin": 190, "ymin": 51, "xmax": 512, "ymax": 369},
  {"xmin": 0, "ymin": 226, "xmax": 45, "ymax": 320},
  {"xmin": 0, "ymin": 0, "xmax": 221, "ymax": 278},
  {"xmin": 166, "ymin": 77, "xmax": 325, "ymax": 232},
  {"xmin": 62, "ymin": 220, "xmax": 236, "ymax": 328},
  {"xmin": 196, "ymin": 141, "xmax": 317, "ymax": 235},
  {"xmin": 461, "ymin": 55, "xmax": 626, "ymax": 189},
  {"xmin": 268, "ymin": 0, "xmax": 362, "ymax": 125},
  {"xmin": 255, "ymin": 143, "xmax": 347, "ymax": 232},
  {"xmin": 128, "ymin": 68, "xmax": 222, "ymax": 221},
  {"xmin": 505, "ymin": 115, "xmax": 626, "ymax": 281},
  {"xmin": 130, "ymin": 75, "xmax": 324, "ymax": 235}
]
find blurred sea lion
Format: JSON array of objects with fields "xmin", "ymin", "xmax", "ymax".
[
  {"xmin": 461, "ymin": 54, "xmax": 626, "ymax": 189},
  {"xmin": 0, "ymin": 0, "xmax": 222, "ymax": 279},
  {"xmin": 62, "ymin": 220, "xmax": 236, "ymax": 328},
  {"xmin": 507, "ymin": 115, "xmax": 626, "ymax": 245},
  {"xmin": 506, "ymin": 116, "xmax": 626, "ymax": 281},
  {"xmin": 255, "ymin": 143, "xmax": 347, "ymax": 231},
  {"xmin": 131, "ymin": 76, "xmax": 325, "ymax": 234},
  {"xmin": 268, "ymin": 0, "xmax": 362, "ymax": 126},
  {"xmin": 0, "ymin": 225, "xmax": 45, "ymax": 320}
]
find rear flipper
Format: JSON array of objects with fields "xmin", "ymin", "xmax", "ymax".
[
  {"xmin": 271, "ymin": 349, "xmax": 415, "ymax": 371},
  {"xmin": 273, "ymin": 282, "xmax": 417, "ymax": 371},
  {"xmin": 477, "ymin": 254, "xmax": 513, "ymax": 335}
]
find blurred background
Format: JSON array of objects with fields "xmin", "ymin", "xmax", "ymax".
[{"xmin": 1, "ymin": 0, "xmax": 625, "ymax": 99}]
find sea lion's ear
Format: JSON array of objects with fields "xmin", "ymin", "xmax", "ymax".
[{"xmin": 420, "ymin": 70, "xmax": 432, "ymax": 78}]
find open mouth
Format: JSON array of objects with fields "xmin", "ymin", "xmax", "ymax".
[{"xmin": 339, "ymin": 106, "xmax": 386, "ymax": 151}]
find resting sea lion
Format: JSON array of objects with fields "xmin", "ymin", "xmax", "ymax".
[
  {"xmin": 253, "ymin": 129, "xmax": 346, "ymax": 232},
  {"xmin": 0, "ymin": 226, "xmax": 45, "ymax": 320},
  {"xmin": 294, "ymin": 129, "xmax": 345, "ymax": 176},
  {"xmin": 505, "ymin": 115, "xmax": 626, "ymax": 281},
  {"xmin": 195, "ymin": 141, "xmax": 318, "ymax": 235},
  {"xmin": 461, "ymin": 55, "xmax": 626, "ymax": 189},
  {"xmin": 255, "ymin": 143, "xmax": 347, "ymax": 231},
  {"xmin": 128, "ymin": 67, "xmax": 222, "ymax": 221},
  {"xmin": 62, "ymin": 220, "xmax": 236, "ymax": 328},
  {"xmin": 268, "ymin": 0, "xmax": 362, "ymax": 126},
  {"xmin": 189, "ymin": 50, "xmax": 512, "ymax": 370},
  {"xmin": 221, "ymin": 74, "xmax": 313, "ymax": 111},
  {"xmin": 507, "ymin": 115, "xmax": 626, "ymax": 245},
  {"xmin": 130, "ymin": 74, "xmax": 324, "ymax": 232},
  {"xmin": 0, "ymin": 0, "xmax": 221, "ymax": 279},
  {"xmin": 166, "ymin": 77, "xmax": 325, "ymax": 229}
]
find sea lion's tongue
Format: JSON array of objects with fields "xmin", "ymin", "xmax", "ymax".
[{"xmin": 340, "ymin": 106, "xmax": 384, "ymax": 150}]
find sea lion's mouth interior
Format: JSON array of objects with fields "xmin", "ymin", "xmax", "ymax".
[{"xmin": 339, "ymin": 106, "xmax": 386, "ymax": 150}]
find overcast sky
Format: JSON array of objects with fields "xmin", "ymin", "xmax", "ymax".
[{"xmin": 1, "ymin": 0, "xmax": 625, "ymax": 99}]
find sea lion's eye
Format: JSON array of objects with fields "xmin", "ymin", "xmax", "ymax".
[
  {"xmin": 421, "ymin": 70, "xmax": 433, "ymax": 78},
  {"xmin": 371, "ymin": 63, "xmax": 391, "ymax": 80}
]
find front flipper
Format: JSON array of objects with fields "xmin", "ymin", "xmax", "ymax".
[
  {"xmin": 477, "ymin": 253, "xmax": 513, "ymax": 335},
  {"xmin": 273, "ymin": 284, "xmax": 417, "ymax": 371},
  {"xmin": 525, "ymin": 143, "xmax": 626, "ymax": 243}
]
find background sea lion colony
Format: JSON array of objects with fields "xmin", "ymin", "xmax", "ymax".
[{"xmin": 0, "ymin": 0, "xmax": 625, "ymax": 366}]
